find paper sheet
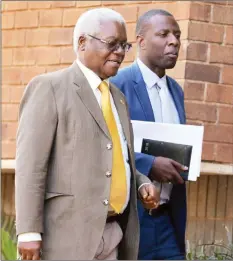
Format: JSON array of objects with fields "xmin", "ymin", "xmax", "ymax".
[{"xmin": 131, "ymin": 120, "xmax": 204, "ymax": 181}]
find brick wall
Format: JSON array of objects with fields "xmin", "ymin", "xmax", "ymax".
[{"xmin": 2, "ymin": 1, "xmax": 233, "ymax": 163}]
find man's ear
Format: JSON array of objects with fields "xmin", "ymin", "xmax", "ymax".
[
  {"xmin": 78, "ymin": 35, "xmax": 86, "ymax": 51},
  {"xmin": 136, "ymin": 35, "xmax": 146, "ymax": 50}
]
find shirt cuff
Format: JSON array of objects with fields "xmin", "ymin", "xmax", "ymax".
[
  {"xmin": 18, "ymin": 233, "xmax": 42, "ymax": 242},
  {"xmin": 138, "ymin": 182, "xmax": 151, "ymax": 191}
]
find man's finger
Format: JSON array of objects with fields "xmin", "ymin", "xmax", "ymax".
[
  {"xmin": 171, "ymin": 160, "xmax": 188, "ymax": 171},
  {"xmin": 139, "ymin": 185, "xmax": 149, "ymax": 199},
  {"xmin": 32, "ymin": 251, "xmax": 41, "ymax": 260}
]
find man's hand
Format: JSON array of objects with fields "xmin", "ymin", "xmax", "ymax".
[
  {"xmin": 18, "ymin": 241, "xmax": 42, "ymax": 260},
  {"xmin": 149, "ymin": 157, "xmax": 188, "ymax": 184},
  {"xmin": 138, "ymin": 183, "xmax": 160, "ymax": 209}
]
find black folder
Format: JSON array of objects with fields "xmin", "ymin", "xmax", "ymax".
[{"xmin": 141, "ymin": 138, "xmax": 193, "ymax": 181}]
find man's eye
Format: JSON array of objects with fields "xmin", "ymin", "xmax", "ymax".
[
  {"xmin": 159, "ymin": 32, "xmax": 167, "ymax": 37},
  {"xmin": 108, "ymin": 41, "xmax": 117, "ymax": 48}
]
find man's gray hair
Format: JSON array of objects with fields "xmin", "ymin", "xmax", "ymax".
[{"xmin": 73, "ymin": 8, "xmax": 126, "ymax": 54}]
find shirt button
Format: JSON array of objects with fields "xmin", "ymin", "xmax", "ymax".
[
  {"xmin": 106, "ymin": 143, "xmax": 112, "ymax": 150},
  {"xmin": 106, "ymin": 171, "xmax": 111, "ymax": 177},
  {"xmin": 103, "ymin": 199, "xmax": 109, "ymax": 206}
]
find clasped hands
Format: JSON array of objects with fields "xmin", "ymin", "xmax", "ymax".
[{"xmin": 138, "ymin": 183, "xmax": 160, "ymax": 210}]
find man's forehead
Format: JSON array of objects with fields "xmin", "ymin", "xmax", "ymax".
[{"xmin": 149, "ymin": 15, "xmax": 180, "ymax": 31}]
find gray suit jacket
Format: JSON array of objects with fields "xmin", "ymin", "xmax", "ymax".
[{"xmin": 15, "ymin": 62, "xmax": 150, "ymax": 260}]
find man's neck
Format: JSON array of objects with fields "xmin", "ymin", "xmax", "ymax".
[{"xmin": 138, "ymin": 56, "xmax": 165, "ymax": 78}]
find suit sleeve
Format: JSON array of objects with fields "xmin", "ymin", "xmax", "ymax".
[
  {"xmin": 15, "ymin": 77, "xmax": 58, "ymax": 236},
  {"xmin": 135, "ymin": 152, "xmax": 155, "ymax": 177}
]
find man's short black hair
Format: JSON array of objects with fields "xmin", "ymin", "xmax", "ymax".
[{"xmin": 136, "ymin": 9, "xmax": 174, "ymax": 36}]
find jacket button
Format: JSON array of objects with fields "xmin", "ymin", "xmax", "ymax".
[
  {"xmin": 106, "ymin": 143, "xmax": 112, "ymax": 150},
  {"xmin": 106, "ymin": 171, "xmax": 111, "ymax": 177},
  {"xmin": 103, "ymin": 199, "xmax": 109, "ymax": 206}
]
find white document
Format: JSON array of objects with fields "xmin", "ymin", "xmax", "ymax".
[{"xmin": 131, "ymin": 120, "xmax": 204, "ymax": 181}]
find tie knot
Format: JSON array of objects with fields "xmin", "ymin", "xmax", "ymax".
[{"xmin": 98, "ymin": 81, "xmax": 109, "ymax": 93}]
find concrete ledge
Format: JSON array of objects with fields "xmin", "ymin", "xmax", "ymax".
[{"xmin": 1, "ymin": 159, "xmax": 233, "ymax": 175}]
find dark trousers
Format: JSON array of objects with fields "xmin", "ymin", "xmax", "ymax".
[{"xmin": 138, "ymin": 211, "xmax": 185, "ymax": 260}]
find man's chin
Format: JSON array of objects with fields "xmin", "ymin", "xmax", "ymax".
[{"xmin": 165, "ymin": 61, "xmax": 177, "ymax": 70}]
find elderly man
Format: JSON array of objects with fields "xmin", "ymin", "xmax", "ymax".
[
  {"xmin": 15, "ymin": 8, "xmax": 159, "ymax": 261},
  {"xmin": 111, "ymin": 9, "xmax": 187, "ymax": 260}
]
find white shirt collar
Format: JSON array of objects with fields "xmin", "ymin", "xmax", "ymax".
[
  {"xmin": 76, "ymin": 58, "xmax": 109, "ymax": 91},
  {"xmin": 137, "ymin": 58, "xmax": 167, "ymax": 89}
]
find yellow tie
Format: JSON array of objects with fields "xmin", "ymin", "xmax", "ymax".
[{"xmin": 98, "ymin": 81, "xmax": 127, "ymax": 214}]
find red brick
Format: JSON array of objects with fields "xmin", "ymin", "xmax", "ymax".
[
  {"xmin": 216, "ymin": 144, "xmax": 233, "ymax": 163},
  {"xmin": 126, "ymin": 23, "xmax": 136, "ymax": 43},
  {"xmin": 207, "ymin": 0, "xmax": 227, "ymax": 3},
  {"xmin": 77, "ymin": 1, "xmax": 102, "ymax": 7},
  {"xmin": 124, "ymin": 1, "xmax": 152, "ymax": 4},
  {"xmin": 49, "ymin": 28, "xmax": 73, "ymax": 45},
  {"xmin": 102, "ymin": 1, "xmax": 125, "ymax": 6},
  {"xmin": 188, "ymin": 22, "xmax": 224, "ymax": 43},
  {"xmin": 13, "ymin": 48, "xmax": 37, "ymax": 66},
  {"xmin": 178, "ymin": 41, "xmax": 187, "ymax": 61},
  {"xmin": 36, "ymin": 47, "xmax": 60, "ymax": 65},
  {"xmin": 138, "ymin": 3, "xmax": 174, "ymax": 17},
  {"xmin": 2, "ymin": 12, "xmax": 15, "ymax": 29},
  {"xmin": 21, "ymin": 67, "xmax": 46, "ymax": 85},
  {"xmin": 2, "ymin": 122, "xmax": 18, "ymax": 141},
  {"xmin": 63, "ymin": 8, "xmax": 87, "ymax": 27},
  {"xmin": 26, "ymin": 29, "xmax": 50, "ymax": 46},
  {"xmin": 212, "ymin": 5, "xmax": 233, "ymax": 25},
  {"xmin": 190, "ymin": 2, "xmax": 211, "ymax": 22},
  {"xmin": 2, "ymin": 68, "xmax": 22, "ymax": 85},
  {"xmin": 28, "ymin": 1, "xmax": 52, "ymax": 9},
  {"xmin": 222, "ymin": 66, "xmax": 233, "ymax": 85},
  {"xmin": 206, "ymin": 84, "xmax": 233, "ymax": 104},
  {"xmin": 2, "ymin": 141, "xmax": 16, "ymax": 159},
  {"xmin": 167, "ymin": 61, "xmax": 186, "ymax": 79},
  {"xmin": 10, "ymin": 86, "xmax": 25, "ymax": 103},
  {"xmin": 184, "ymin": 81, "xmax": 205, "ymax": 101},
  {"xmin": 51, "ymin": 1, "xmax": 76, "ymax": 8},
  {"xmin": 178, "ymin": 20, "xmax": 189, "ymax": 40},
  {"xmin": 202, "ymin": 142, "xmax": 216, "ymax": 161},
  {"xmin": 204, "ymin": 124, "xmax": 233, "ymax": 143},
  {"xmin": 225, "ymin": 26, "xmax": 233, "ymax": 45},
  {"xmin": 187, "ymin": 42, "xmax": 208, "ymax": 62},
  {"xmin": 185, "ymin": 102, "xmax": 217, "ymax": 122},
  {"xmin": 15, "ymin": 11, "xmax": 39, "ymax": 29},
  {"xmin": 185, "ymin": 62, "xmax": 220, "ymax": 83},
  {"xmin": 2, "ymin": 87, "xmax": 11, "ymax": 103},
  {"xmin": 138, "ymin": 2, "xmax": 190, "ymax": 20},
  {"xmin": 2, "ymin": 49, "xmax": 13, "ymax": 66},
  {"xmin": 112, "ymin": 6, "xmax": 138, "ymax": 23},
  {"xmin": 46, "ymin": 65, "xmax": 68, "ymax": 73},
  {"xmin": 210, "ymin": 45, "xmax": 233, "ymax": 65},
  {"xmin": 219, "ymin": 106, "xmax": 233, "ymax": 124},
  {"xmin": 2, "ymin": 2, "xmax": 27, "ymax": 11},
  {"xmin": 60, "ymin": 47, "xmax": 76, "ymax": 64},
  {"xmin": 2, "ymin": 30, "xmax": 25, "ymax": 47},
  {"xmin": 39, "ymin": 10, "xmax": 63, "ymax": 27},
  {"xmin": 2, "ymin": 104, "xmax": 19, "ymax": 121}
]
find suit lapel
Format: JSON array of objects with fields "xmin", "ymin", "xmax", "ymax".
[
  {"xmin": 71, "ymin": 62, "xmax": 110, "ymax": 139},
  {"xmin": 110, "ymin": 84, "xmax": 131, "ymax": 148},
  {"xmin": 166, "ymin": 77, "xmax": 185, "ymax": 124},
  {"xmin": 131, "ymin": 62, "xmax": 155, "ymax": 122}
]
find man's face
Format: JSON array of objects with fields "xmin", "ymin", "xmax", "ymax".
[
  {"xmin": 138, "ymin": 15, "xmax": 181, "ymax": 70},
  {"xmin": 79, "ymin": 21, "xmax": 127, "ymax": 79}
]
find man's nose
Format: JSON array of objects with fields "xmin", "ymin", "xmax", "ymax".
[{"xmin": 168, "ymin": 34, "xmax": 180, "ymax": 46}]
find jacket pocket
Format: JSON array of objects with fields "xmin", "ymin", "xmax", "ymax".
[{"xmin": 45, "ymin": 192, "xmax": 74, "ymax": 200}]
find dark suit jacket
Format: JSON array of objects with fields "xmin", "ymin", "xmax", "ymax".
[{"xmin": 110, "ymin": 61, "xmax": 187, "ymax": 253}]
